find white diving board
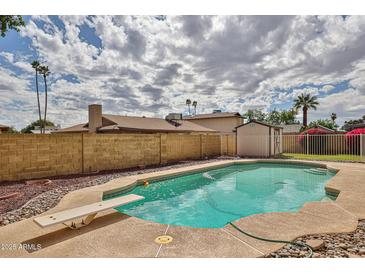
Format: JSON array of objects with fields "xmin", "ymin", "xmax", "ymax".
[{"xmin": 33, "ymin": 194, "xmax": 144, "ymax": 229}]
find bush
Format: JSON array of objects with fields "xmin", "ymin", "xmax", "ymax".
[
  {"xmin": 345, "ymin": 128, "xmax": 365, "ymax": 155},
  {"xmin": 298, "ymin": 128, "xmax": 329, "ymax": 154}
]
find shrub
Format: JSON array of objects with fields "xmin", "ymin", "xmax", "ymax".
[
  {"xmin": 298, "ymin": 128, "xmax": 329, "ymax": 154},
  {"xmin": 345, "ymin": 128, "xmax": 365, "ymax": 155}
]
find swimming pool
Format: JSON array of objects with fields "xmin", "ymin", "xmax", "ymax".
[{"xmin": 108, "ymin": 162, "xmax": 336, "ymax": 228}]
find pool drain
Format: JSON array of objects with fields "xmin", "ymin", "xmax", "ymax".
[{"xmin": 155, "ymin": 235, "xmax": 173, "ymax": 244}]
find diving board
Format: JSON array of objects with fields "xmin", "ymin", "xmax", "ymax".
[{"xmin": 33, "ymin": 194, "xmax": 144, "ymax": 229}]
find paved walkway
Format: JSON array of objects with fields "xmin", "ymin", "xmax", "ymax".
[{"xmin": 0, "ymin": 159, "xmax": 363, "ymax": 257}]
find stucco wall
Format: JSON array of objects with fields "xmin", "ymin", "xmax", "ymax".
[
  {"xmin": 187, "ymin": 117, "xmax": 243, "ymax": 134},
  {"xmin": 0, "ymin": 133, "xmax": 233, "ymax": 182}
]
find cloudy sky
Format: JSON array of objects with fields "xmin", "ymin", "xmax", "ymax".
[{"xmin": 1, "ymin": 15, "xmax": 365, "ymax": 130}]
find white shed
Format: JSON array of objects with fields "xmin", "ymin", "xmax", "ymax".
[{"xmin": 236, "ymin": 120, "xmax": 283, "ymax": 157}]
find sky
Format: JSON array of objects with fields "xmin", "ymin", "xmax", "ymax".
[{"xmin": 0, "ymin": 15, "xmax": 365, "ymax": 130}]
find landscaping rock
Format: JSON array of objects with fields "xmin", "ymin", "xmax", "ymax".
[
  {"xmin": 306, "ymin": 239, "xmax": 325, "ymax": 251},
  {"xmin": 358, "ymin": 248, "xmax": 365, "ymax": 255},
  {"xmin": 268, "ymin": 219, "xmax": 365, "ymax": 258}
]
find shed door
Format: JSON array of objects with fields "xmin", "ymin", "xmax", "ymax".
[{"xmin": 274, "ymin": 128, "xmax": 280, "ymax": 155}]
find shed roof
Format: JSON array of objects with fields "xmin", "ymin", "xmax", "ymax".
[{"xmin": 235, "ymin": 120, "xmax": 283, "ymax": 130}]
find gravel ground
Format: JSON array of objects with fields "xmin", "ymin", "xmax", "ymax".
[
  {"xmin": 267, "ymin": 219, "xmax": 365, "ymax": 258},
  {"xmin": 0, "ymin": 157, "xmax": 236, "ymax": 226}
]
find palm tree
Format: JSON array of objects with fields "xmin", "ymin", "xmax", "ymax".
[
  {"xmin": 39, "ymin": 65, "xmax": 50, "ymax": 134},
  {"xmin": 293, "ymin": 94, "xmax": 319, "ymax": 127},
  {"xmin": 192, "ymin": 101, "xmax": 197, "ymax": 115},
  {"xmin": 331, "ymin": 113, "xmax": 337, "ymax": 123},
  {"xmin": 186, "ymin": 99, "xmax": 191, "ymax": 115},
  {"xmin": 31, "ymin": 61, "xmax": 42, "ymax": 132}
]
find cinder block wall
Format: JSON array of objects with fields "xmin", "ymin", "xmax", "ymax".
[
  {"xmin": 0, "ymin": 133, "xmax": 236, "ymax": 182},
  {"xmin": 0, "ymin": 134, "xmax": 82, "ymax": 181}
]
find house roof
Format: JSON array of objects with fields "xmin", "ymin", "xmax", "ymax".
[
  {"xmin": 0, "ymin": 124, "xmax": 10, "ymax": 130},
  {"xmin": 282, "ymin": 124, "xmax": 303, "ymax": 133},
  {"xmin": 235, "ymin": 120, "xmax": 283, "ymax": 130},
  {"xmin": 184, "ymin": 112, "xmax": 242, "ymax": 120},
  {"xmin": 307, "ymin": 124, "xmax": 335, "ymax": 133},
  {"xmin": 56, "ymin": 115, "xmax": 217, "ymax": 133}
]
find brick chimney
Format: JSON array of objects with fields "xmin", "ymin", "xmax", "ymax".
[{"xmin": 88, "ymin": 104, "xmax": 102, "ymax": 133}]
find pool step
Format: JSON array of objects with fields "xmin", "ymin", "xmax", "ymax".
[{"xmin": 304, "ymin": 168, "xmax": 328, "ymax": 175}]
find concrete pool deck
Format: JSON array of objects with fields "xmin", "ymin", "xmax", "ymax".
[{"xmin": 0, "ymin": 159, "xmax": 364, "ymax": 258}]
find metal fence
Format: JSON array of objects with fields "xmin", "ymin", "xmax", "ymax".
[{"xmin": 282, "ymin": 134, "xmax": 365, "ymax": 162}]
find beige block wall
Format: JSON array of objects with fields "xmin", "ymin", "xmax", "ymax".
[
  {"xmin": 0, "ymin": 134, "xmax": 82, "ymax": 181},
  {"xmin": 83, "ymin": 134, "xmax": 161, "ymax": 172},
  {"xmin": 165, "ymin": 133, "xmax": 201, "ymax": 162},
  {"xmin": 0, "ymin": 132, "xmax": 235, "ymax": 182}
]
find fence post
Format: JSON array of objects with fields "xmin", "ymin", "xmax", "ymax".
[
  {"xmin": 361, "ymin": 134, "xmax": 363, "ymax": 162},
  {"xmin": 306, "ymin": 134, "xmax": 309, "ymax": 154},
  {"xmin": 160, "ymin": 133, "xmax": 167, "ymax": 164}
]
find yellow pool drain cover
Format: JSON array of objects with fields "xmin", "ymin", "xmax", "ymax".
[{"xmin": 155, "ymin": 235, "xmax": 173, "ymax": 244}]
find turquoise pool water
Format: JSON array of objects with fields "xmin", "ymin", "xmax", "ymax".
[{"xmin": 110, "ymin": 163, "xmax": 336, "ymax": 228}]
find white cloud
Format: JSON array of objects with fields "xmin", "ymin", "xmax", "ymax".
[{"xmin": 1, "ymin": 15, "xmax": 365, "ymax": 130}]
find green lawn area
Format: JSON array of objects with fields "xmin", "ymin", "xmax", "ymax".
[{"xmin": 281, "ymin": 153, "xmax": 364, "ymax": 162}]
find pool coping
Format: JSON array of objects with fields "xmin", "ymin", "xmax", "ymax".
[{"xmin": 0, "ymin": 159, "xmax": 364, "ymax": 258}]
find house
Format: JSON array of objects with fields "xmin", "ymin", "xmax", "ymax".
[
  {"xmin": 282, "ymin": 124, "xmax": 303, "ymax": 135},
  {"xmin": 236, "ymin": 120, "xmax": 283, "ymax": 157},
  {"xmin": 0, "ymin": 124, "xmax": 10, "ymax": 134},
  {"xmin": 305, "ymin": 125, "xmax": 336, "ymax": 134},
  {"xmin": 184, "ymin": 111, "xmax": 244, "ymax": 134},
  {"xmin": 31, "ymin": 125, "xmax": 61, "ymax": 134},
  {"xmin": 55, "ymin": 104, "xmax": 217, "ymax": 134}
]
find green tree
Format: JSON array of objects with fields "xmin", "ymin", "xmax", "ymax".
[
  {"xmin": 0, "ymin": 15, "xmax": 25, "ymax": 37},
  {"xmin": 293, "ymin": 94, "xmax": 319, "ymax": 127},
  {"xmin": 308, "ymin": 119, "xmax": 338, "ymax": 130},
  {"xmin": 244, "ymin": 109, "xmax": 267, "ymax": 122},
  {"xmin": 266, "ymin": 109, "xmax": 298, "ymax": 125},
  {"xmin": 280, "ymin": 109, "xmax": 298, "ymax": 125},
  {"xmin": 21, "ymin": 120, "xmax": 55, "ymax": 134},
  {"xmin": 342, "ymin": 115, "xmax": 365, "ymax": 131},
  {"xmin": 39, "ymin": 65, "xmax": 50, "ymax": 134}
]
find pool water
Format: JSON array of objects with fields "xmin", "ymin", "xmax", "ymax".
[{"xmin": 109, "ymin": 163, "xmax": 336, "ymax": 228}]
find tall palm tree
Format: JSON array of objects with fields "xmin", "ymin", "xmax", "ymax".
[
  {"xmin": 331, "ymin": 113, "xmax": 337, "ymax": 123},
  {"xmin": 31, "ymin": 61, "xmax": 42, "ymax": 132},
  {"xmin": 293, "ymin": 94, "xmax": 319, "ymax": 127},
  {"xmin": 39, "ymin": 65, "xmax": 50, "ymax": 134},
  {"xmin": 192, "ymin": 100, "xmax": 197, "ymax": 115},
  {"xmin": 186, "ymin": 99, "xmax": 191, "ymax": 115}
]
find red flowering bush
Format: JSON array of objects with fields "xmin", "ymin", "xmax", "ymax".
[
  {"xmin": 345, "ymin": 128, "xmax": 365, "ymax": 154},
  {"xmin": 298, "ymin": 128, "xmax": 330, "ymax": 154}
]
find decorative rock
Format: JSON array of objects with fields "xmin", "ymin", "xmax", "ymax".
[
  {"xmin": 347, "ymin": 252, "xmax": 362, "ymax": 258},
  {"xmin": 358, "ymin": 248, "xmax": 365, "ymax": 255},
  {"xmin": 0, "ymin": 192, "xmax": 20, "ymax": 201},
  {"xmin": 306, "ymin": 239, "xmax": 325, "ymax": 251}
]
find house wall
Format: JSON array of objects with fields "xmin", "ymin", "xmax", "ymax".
[
  {"xmin": 0, "ymin": 133, "xmax": 235, "ymax": 182},
  {"xmin": 187, "ymin": 117, "xmax": 243, "ymax": 134},
  {"xmin": 236, "ymin": 123, "xmax": 271, "ymax": 157}
]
